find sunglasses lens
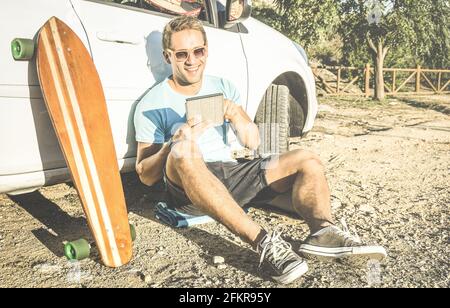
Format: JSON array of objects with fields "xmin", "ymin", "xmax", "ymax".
[
  {"xmin": 171, "ymin": 47, "xmax": 206, "ymax": 62},
  {"xmin": 175, "ymin": 51, "xmax": 188, "ymax": 61},
  {"xmin": 193, "ymin": 47, "xmax": 205, "ymax": 58}
]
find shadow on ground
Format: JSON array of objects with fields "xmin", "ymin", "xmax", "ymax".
[
  {"xmin": 123, "ymin": 173, "xmax": 266, "ymax": 279},
  {"xmin": 9, "ymin": 191, "xmax": 89, "ymax": 258},
  {"xmin": 398, "ymin": 97, "xmax": 450, "ymax": 115}
]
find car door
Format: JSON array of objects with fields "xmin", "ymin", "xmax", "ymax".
[
  {"xmin": 70, "ymin": 0, "xmax": 172, "ymax": 168},
  {"xmin": 0, "ymin": 0, "xmax": 90, "ymax": 181},
  {"xmin": 72, "ymin": 0, "xmax": 248, "ymax": 162},
  {"xmin": 203, "ymin": 1, "xmax": 248, "ymax": 109}
]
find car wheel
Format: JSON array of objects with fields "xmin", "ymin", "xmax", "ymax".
[
  {"xmin": 289, "ymin": 92, "xmax": 305, "ymax": 138},
  {"xmin": 255, "ymin": 84, "xmax": 290, "ymax": 157}
]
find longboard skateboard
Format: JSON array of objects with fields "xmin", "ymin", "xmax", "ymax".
[{"xmin": 34, "ymin": 17, "xmax": 133, "ymax": 267}]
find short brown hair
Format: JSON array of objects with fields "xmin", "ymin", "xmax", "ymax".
[{"xmin": 162, "ymin": 15, "xmax": 208, "ymax": 50}]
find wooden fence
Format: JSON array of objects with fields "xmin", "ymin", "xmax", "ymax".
[{"xmin": 312, "ymin": 65, "xmax": 450, "ymax": 97}]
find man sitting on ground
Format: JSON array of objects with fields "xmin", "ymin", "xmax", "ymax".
[{"xmin": 134, "ymin": 15, "xmax": 387, "ymax": 284}]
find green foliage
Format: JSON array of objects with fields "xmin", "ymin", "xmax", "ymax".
[
  {"xmin": 251, "ymin": 5, "xmax": 283, "ymax": 32},
  {"xmin": 252, "ymin": 0, "xmax": 450, "ymax": 68},
  {"xmin": 252, "ymin": 0, "xmax": 342, "ymax": 64},
  {"xmin": 273, "ymin": 0, "xmax": 339, "ymax": 49}
]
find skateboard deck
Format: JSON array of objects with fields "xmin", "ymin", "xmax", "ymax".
[{"xmin": 36, "ymin": 17, "xmax": 132, "ymax": 267}]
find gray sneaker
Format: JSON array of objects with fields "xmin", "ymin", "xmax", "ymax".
[
  {"xmin": 258, "ymin": 231, "xmax": 308, "ymax": 284},
  {"xmin": 299, "ymin": 219, "xmax": 387, "ymax": 264}
]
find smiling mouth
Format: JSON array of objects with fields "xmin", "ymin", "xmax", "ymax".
[{"xmin": 185, "ymin": 66, "xmax": 200, "ymax": 73}]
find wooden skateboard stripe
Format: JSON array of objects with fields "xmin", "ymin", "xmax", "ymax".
[{"xmin": 42, "ymin": 20, "xmax": 122, "ymax": 266}]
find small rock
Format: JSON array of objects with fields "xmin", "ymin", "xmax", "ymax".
[
  {"xmin": 45, "ymin": 228, "xmax": 58, "ymax": 237},
  {"xmin": 213, "ymin": 256, "xmax": 225, "ymax": 265},
  {"xmin": 359, "ymin": 204, "xmax": 375, "ymax": 214},
  {"xmin": 331, "ymin": 198, "xmax": 342, "ymax": 210},
  {"xmin": 217, "ymin": 264, "xmax": 227, "ymax": 270},
  {"xmin": 144, "ymin": 274, "xmax": 152, "ymax": 284},
  {"xmin": 33, "ymin": 263, "xmax": 60, "ymax": 274}
]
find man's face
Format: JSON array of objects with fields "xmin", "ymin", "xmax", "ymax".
[{"xmin": 166, "ymin": 29, "xmax": 208, "ymax": 86}]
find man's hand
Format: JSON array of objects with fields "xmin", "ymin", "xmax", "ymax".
[
  {"xmin": 170, "ymin": 116, "xmax": 214, "ymax": 159},
  {"xmin": 172, "ymin": 116, "xmax": 213, "ymax": 143},
  {"xmin": 223, "ymin": 99, "xmax": 260, "ymax": 150},
  {"xmin": 224, "ymin": 99, "xmax": 241, "ymax": 122}
]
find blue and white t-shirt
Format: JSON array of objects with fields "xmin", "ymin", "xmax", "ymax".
[{"xmin": 134, "ymin": 75, "xmax": 241, "ymax": 162}]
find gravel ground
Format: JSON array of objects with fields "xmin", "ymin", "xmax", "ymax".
[{"xmin": 0, "ymin": 96, "xmax": 449, "ymax": 288}]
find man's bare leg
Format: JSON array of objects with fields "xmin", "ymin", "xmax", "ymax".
[
  {"xmin": 264, "ymin": 149, "xmax": 333, "ymax": 234},
  {"xmin": 166, "ymin": 141, "xmax": 264, "ymax": 248},
  {"xmin": 165, "ymin": 142, "xmax": 310, "ymax": 284}
]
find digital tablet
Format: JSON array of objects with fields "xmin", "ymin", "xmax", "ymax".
[{"xmin": 185, "ymin": 93, "xmax": 224, "ymax": 127}]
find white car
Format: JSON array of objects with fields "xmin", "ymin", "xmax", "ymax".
[{"xmin": 0, "ymin": 0, "xmax": 318, "ymax": 195}]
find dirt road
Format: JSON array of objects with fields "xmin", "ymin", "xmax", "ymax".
[{"xmin": 1, "ymin": 96, "xmax": 448, "ymax": 288}]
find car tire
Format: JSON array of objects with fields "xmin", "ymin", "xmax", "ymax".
[
  {"xmin": 255, "ymin": 84, "xmax": 290, "ymax": 157},
  {"xmin": 289, "ymin": 93, "xmax": 305, "ymax": 138}
]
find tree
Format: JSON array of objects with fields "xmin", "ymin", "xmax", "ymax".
[
  {"xmin": 253, "ymin": 0, "xmax": 450, "ymax": 100},
  {"xmin": 268, "ymin": 0, "xmax": 340, "ymax": 49},
  {"xmin": 339, "ymin": 0, "xmax": 450, "ymax": 100}
]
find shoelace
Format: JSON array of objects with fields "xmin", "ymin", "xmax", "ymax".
[
  {"xmin": 335, "ymin": 218, "xmax": 362, "ymax": 245},
  {"xmin": 258, "ymin": 232, "xmax": 297, "ymax": 269}
]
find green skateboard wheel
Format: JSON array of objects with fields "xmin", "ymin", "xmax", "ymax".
[
  {"xmin": 130, "ymin": 224, "xmax": 136, "ymax": 242},
  {"xmin": 11, "ymin": 38, "xmax": 35, "ymax": 60},
  {"xmin": 64, "ymin": 239, "xmax": 91, "ymax": 261}
]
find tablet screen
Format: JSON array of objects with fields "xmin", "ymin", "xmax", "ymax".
[{"xmin": 186, "ymin": 93, "xmax": 224, "ymax": 127}]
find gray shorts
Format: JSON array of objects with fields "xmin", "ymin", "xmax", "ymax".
[{"xmin": 163, "ymin": 157, "xmax": 284, "ymax": 216}]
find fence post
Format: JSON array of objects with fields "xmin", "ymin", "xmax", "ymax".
[
  {"xmin": 392, "ymin": 70, "xmax": 396, "ymax": 94},
  {"xmin": 337, "ymin": 67, "xmax": 341, "ymax": 94},
  {"xmin": 416, "ymin": 65, "xmax": 421, "ymax": 93},
  {"xmin": 365, "ymin": 63, "xmax": 371, "ymax": 98},
  {"xmin": 438, "ymin": 71, "xmax": 442, "ymax": 93}
]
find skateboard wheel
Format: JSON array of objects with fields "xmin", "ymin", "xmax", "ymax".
[
  {"xmin": 11, "ymin": 38, "xmax": 35, "ymax": 61},
  {"xmin": 130, "ymin": 224, "xmax": 136, "ymax": 242},
  {"xmin": 64, "ymin": 239, "xmax": 91, "ymax": 261}
]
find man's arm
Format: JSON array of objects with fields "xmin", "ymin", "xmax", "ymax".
[
  {"xmin": 136, "ymin": 116, "xmax": 215, "ymax": 186},
  {"xmin": 224, "ymin": 99, "xmax": 260, "ymax": 150},
  {"xmin": 136, "ymin": 142, "xmax": 171, "ymax": 187}
]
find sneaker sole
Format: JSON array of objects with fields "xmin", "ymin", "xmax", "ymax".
[
  {"xmin": 299, "ymin": 245, "xmax": 387, "ymax": 266},
  {"xmin": 272, "ymin": 261, "xmax": 309, "ymax": 285}
]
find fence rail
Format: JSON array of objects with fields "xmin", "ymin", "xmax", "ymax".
[{"xmin": 312, "ymin": 65, "xmax": 450, "ymax": 97}]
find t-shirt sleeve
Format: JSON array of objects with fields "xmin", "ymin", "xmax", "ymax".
[
  {"xmin": 134, "ymin": 101, "xmax": 165, "ymax": 144},
  {"xmin": 222, "ymin": 78, "xmax": 242, "ymax": 107}
]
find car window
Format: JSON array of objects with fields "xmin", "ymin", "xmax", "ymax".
[{"xmin": 100, "ymin": 0, "xmax": 208, "ymax": 21}]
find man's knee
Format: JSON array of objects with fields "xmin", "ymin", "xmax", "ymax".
[
  {"xmin": 166, "ymin": 141, "xmax": 205, "ymax": 180},
  {"xmin": 168, "ymin": 140, "xmax": 203, "ymax": 168},
  {"xmin": 290, "ymin": 149, "xmax": 324, "ymax": 172}
]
